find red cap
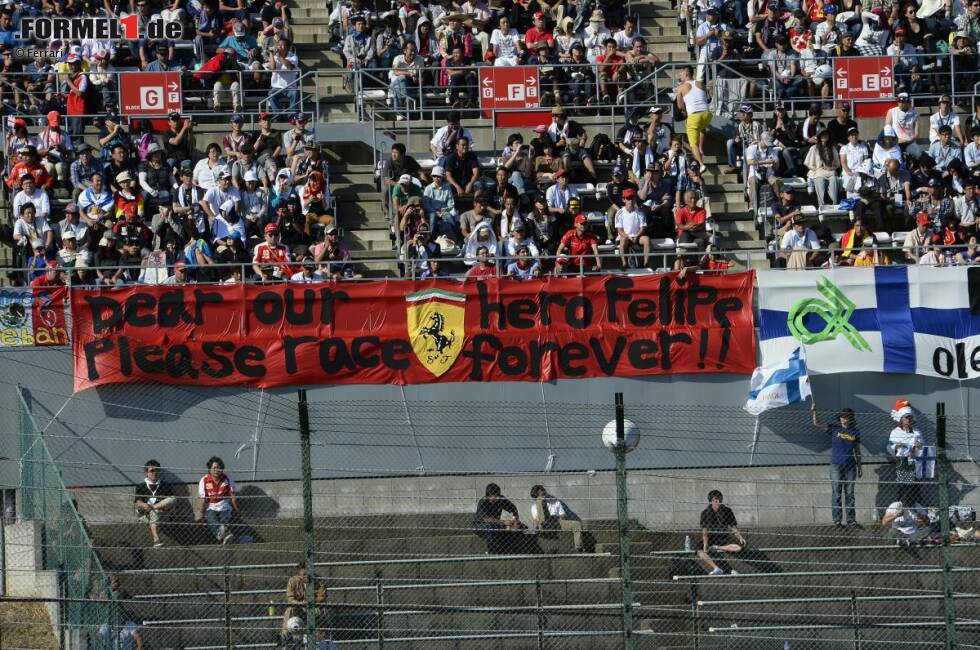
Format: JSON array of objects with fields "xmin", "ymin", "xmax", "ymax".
[
  {"xmin": 45, "ymin": 260, "xmax": 59, "ymax": 269},
  {"xmin": 916, "ymin": 211, "xmax": 930, "ymax": 226},
  {"xmin": 264, "ymin": 223, "xmax": 280, "ymax": 234},
  {"xmin": 894, "ymin": 28, "xmax": 906, "ymax": 35},
  {"xmin": 47, "ymin": 110, "xmax": 61, "ymax": 127},
  {"xmin": 574, "ymin": 214, "xmax": 587, "ymax": 225},
  {"xmin": 174, "ymin": 261, "xmax": 188, "ymax": 269},
  {"xmin": 555, "ymin": 169, "xmax": 566, "ymax": 178},
  {"xmin": 259, "ymin": 111, "xmax": 270, "ymax": 121},
  {"xmin": 533, "ymin": 10, "xmax": 544, "ymax": 18},
  {"xmin": 622, "ymin": 188, "xmax": 636, "ymax": 199}
]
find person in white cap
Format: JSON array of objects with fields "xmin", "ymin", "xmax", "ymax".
[
  {"xmin": 239, "ymin": 170, "xmax": 268, "ymax": 223},
  {"xmin": 872, "ymin": 126, "xmax": 903, "ymax": 178},
  {"xmin": 422, "ymin": 165, "xmax": 459, "ymax": 242},
  {"xmin": 211, "ymin": 199, "xmax": 247, "ymax": 251},
  {"xmin": 884, "ymin": 93, "xmax": 922, "ymax": 159},
  {"xmin": 199, "ymin": 170, "xmax": 241, "ymax": 221}
]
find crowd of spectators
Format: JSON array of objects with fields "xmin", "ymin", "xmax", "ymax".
[{"xmin": 1, "ymin": 104, "xmax": 363, "ymax": 287}]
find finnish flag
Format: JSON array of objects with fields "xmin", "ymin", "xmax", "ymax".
[{"xmin": 744, "ymin": 347, "xmax": 812, "ymax": 416}]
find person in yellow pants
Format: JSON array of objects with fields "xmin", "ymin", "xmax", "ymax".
[{"xmin": 675, "ymin": 65, "xmax": 711, "ymax": 168}]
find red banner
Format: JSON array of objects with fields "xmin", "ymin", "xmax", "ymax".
[{"xmin": 71, "ymin": 274, "xmax": 755, "ymax": 391}]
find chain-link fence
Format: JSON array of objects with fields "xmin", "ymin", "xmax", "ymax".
[{"xmin": 6, "ymin": 386, "xmax": 980, "ymax": 649}]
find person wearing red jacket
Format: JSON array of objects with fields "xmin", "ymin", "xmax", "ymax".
[{"xmin": 5, "ymin": 146, "xmax": 53, "ymax": 191}]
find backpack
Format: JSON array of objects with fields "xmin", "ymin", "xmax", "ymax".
[{"xmin": 590, "ymin": 133, "xmax": 614, "ymax": 162}]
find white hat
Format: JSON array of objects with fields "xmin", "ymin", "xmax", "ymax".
[
  {"xmin": 243, "ymin": 170, "xmax": 259, "ymax": 182},
  {"xmin": 431, "ymin": 166, "xmax": 445, "ymax": 177},
  {"xmin": 116, "ymin": 170, "xmax": 133, "ymax": 183},
  {"xmin": 220, "ymin": 199, "xmax": 236, "ymax": 213},
  {"xmin": 399, "ymin": 173, "xmax": 412, "ymax": 183},
  {"xmin": 62, "ymin": 230, "xmax": 76, "ymax": 240}
]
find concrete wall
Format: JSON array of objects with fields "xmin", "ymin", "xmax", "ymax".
[
  {"xmin": 71, "ymin": 461, "xmax": 980, "ymax": 532},
  {"xmin": 4, "ymin": 521, "xmax": 60, "ymax": 645},
  {"xmin": 2, "ymin": 346, "xmax": 980, "ymax": 488}
]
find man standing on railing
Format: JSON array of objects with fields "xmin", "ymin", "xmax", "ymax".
[{"xmin": 674, "ymin": 65, "xmax": 711, "ymax": 168}]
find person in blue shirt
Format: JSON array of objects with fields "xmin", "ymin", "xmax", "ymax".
[
  {"xmin": 219, "ymin": 21, "xmax": 259, "ymax": 65},
  {"xmin": 812, "ymin": 403, "xmax": 863, "ymax": 529}
]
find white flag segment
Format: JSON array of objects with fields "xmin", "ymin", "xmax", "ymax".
[{"xmin": 744, "ymin": 347, "xmax": 812, "ymax": 416}]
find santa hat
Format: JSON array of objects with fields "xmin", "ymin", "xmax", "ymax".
[{"xmin": 891, "ymin": 399, "xmax": 913, "ymax": 421}]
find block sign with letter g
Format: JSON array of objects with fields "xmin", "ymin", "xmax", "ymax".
[{"xmin": 119, "ymin": 71, "xmax": 182, "ymax": 116}]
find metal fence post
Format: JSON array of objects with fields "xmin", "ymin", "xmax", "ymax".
[
  {"xmin": 224, "ymin": 567, "xmax": 232, "ymax": 650},
  {"xmin": 850, "ymin": 589, "xmax": 861, "ymax": 650},
  {"xmin": 298, "ymin": 389, "xmax": 316, "ymax": 650},
  {"xmin": 535, "ymin": 578, "xmax": 545, "ymax": 650},
  {"xmin": 936, "ymin": 402, "xmax": 956, "ymax": 650},
  {"xmin": 376, "ymin": 571, "xmax": 385, "ymax": 648},
  {"xmin": 614, "ymin": 393, "xmax": 634, "ymax": 650}
]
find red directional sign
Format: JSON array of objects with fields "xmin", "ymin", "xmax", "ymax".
[
  {"xmin": 119, "ymin": 72, "xmax": 182, "ymax": 116},
  {"xmin": 834, "ymin": 56, "xmax": 893, "ymax": 101},
  {"xmin": 479, "ymin": 66, "xmax": 540, "ymax": 114}
]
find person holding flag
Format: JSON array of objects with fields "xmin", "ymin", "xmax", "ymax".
[{"xmin": 811, "ymin": 403, "xmax": 862, "ymax": 529}]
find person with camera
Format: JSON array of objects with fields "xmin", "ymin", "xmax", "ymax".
[
  {"xmin": 500, "ymin": 134, "xmax": 536, "ymax": 196},
  {"xmin": 423, "ymin": 166, "xmax": 460, "ymax": 244}
]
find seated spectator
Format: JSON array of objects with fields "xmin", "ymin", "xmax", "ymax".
[
  {"xmin": 134, "ymin": 460, "xmax": 176, "ymax": 548},
  {"xmin": 423, "ymin": 166, "xmax": 460, "ymax": 242},
  {"xmin": 281, "ymin": 563, "xmax": 308, "ymax": 635},
  {"xmin": 826, "ymin": 102, "xmax": 858, "ymax": 149},
  {"xmin": 197, "ymin": 456, "xmax": 239, "ymax": 544},
  {"xmin": 472, "ymin": 483, "xmax": 521, "ymax": 554},
  {"xmin": 466, "ymin": 245, "xmax": 497, "ymax": 278},
  {"xmin": 772, "ymin": 184, "xmax": 803, "ymax": 236},
  {"xmin": 745, "ymin": 133, "xmax": 781, "ymax": 215},
  {"xmin": 595, "ymin": 38, "xmax": 625, "ymax": 102},
  {"xmin": 918, "ymin": 236, "xmax": 949, "ymax": 266},
  {"xmin": 929, "ymin": 126, "xmax": 964, "ymax": 176},
  {"xmin": 430, "ymin": 112, "xmax": 473, "ymax": 166},
  {"xmin": 769, "ymin": 37, "xmax": 804, "ymax": 99},
  {"xmin": 882, "ymin": 494, "xmax": 934, "ymax": 545},
  {"xmin": 638, "ymin": 165, "xmax": 674, "ymax": 239},
  {"xmin": 375, "ymin": 15, "xmax": 404, "ymax": 70},
  {"xmin": 840, "ymin": 128, "xmax": 871, "ymax": 194},
  {"xmin": 674, "ymin": 189, "xmax": 709, "ymax": 257},
  {"xmin": 500, "ymin": 134, "xmax": 536, "ymax": 195},
  {"xmin": 13, "ymin": 202, "xmax": 53, "ymax": 255},
  {"xmin": 389, "ymin": 41, "xmax": 422, "ymax": 118},
  {"xmin": 6, "ymin": 145, "xmax": 52, "ymax": 191},
  {"xmin": 780, "ymin": 215, "xmax": 821, "ymax": 269},
  {"xmin": 839, "ymin": 218, "xmax": 874, "ymax": 262},
  {"xmin": 555, "ymin": 214, "xmax": 601, "ymax": 275},
  {"xmin": 955, "ymin": 235, "xmax": 980, "ymax": 265},
  {"xmin": 529, "ymin": 485, "xmax": 585, "ymax": 552},
  {"xmin": 930, "ymin": 96, "xmax": 965, "ymax": 145},
  {"xmin": 727, "ymin": 105, "xmax": 764, "ymax": 172},
  {"xmin": 872, "ymin": 126, "xmax": 903, "ymax": 178},
  {"xmin": 697, "ymin": 490, "xmax": 746, "ymax": 576},
  {"xmin": 444, "ymin": 137, "xmax": 480, "ymax": 197},
  {"xmin": 36, "ymin": 111, "xmax": 73, "ymax": 183},
  {"xmin": 444, "ymin": 45, "xmax": 478, "ymax": 107},
  {"xmin": 562, "ymin": 44, "xmax": 596, "ymax": 106},
  {"xmin": 463, "ymin": 222, "xmax": 497, "ymax": 266},
  {"xmin": 490, "ymin": 15, "xmax": 523, "ymax": 66},
  {"xmin": 903, "ymin": 212, "xmax": 935, "ymax": 262},
  {"xmin": 13, "ymin": 173, "xmax": 51, "ymax": 225},
  {"xmin": 888, "ymin": 28, "xmax": 923, "ymax": 95},
  {"xmin": 956, "ymin": 180, "xmax": 979, "ymax": 231},
  {"xmin": 804, "ymin": 129, "xmax": 841, "ymax": 209},
  {"xmin": 615, "ymin": 188, "xmax": 650, "ymax": 267},
  {"xmin": 885, "ymin": 93, "xmax": 922, "ymax": 160},
  {"xmin": 343, "ymin": 14, "xmax": 375, "ymax": 70},
  {"xmin": 507, "ymin": 244, "xmax": 542, "ymax": 279}
]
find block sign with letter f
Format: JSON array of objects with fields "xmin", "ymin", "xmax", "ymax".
[
  {"xmin": 833, "ymin": 56, "xmax": 893, "ymax": 100},
  {"xmin": 479, "ymin": 66, "xmax": 540, "ymax": 113},
  {"xmin": 119, "ymin": 72, "xmax": 182, "ymax": 116}
]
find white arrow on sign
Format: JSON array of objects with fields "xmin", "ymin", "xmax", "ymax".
[
  {"xmin": 526, "ymin": 77, "xmax": 537, "ymax": 85},
  {"xmin": 880, "ymin": 66, "xmax": 891, "ymax": 75},
  {"xmin": 482, "ymin": 77, "xmax": 492, "ymax": 86},
  {"xmin": 168, "ymin": 81, "xmax": 178, "ymax": 91},
  {"xmin": 836, "ymin": 67, "xmax": 846, "ymax": 76}
]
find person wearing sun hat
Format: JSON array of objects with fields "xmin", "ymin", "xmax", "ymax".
[{"xmin": 887, "ymin": 398, "xmax": 925, "ymax": 504}]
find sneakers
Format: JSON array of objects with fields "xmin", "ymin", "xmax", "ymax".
[
  {"xmin": 153, "ymin": 540, "xmax": 165, "ymax": 548},
  {"xmin": 709, "ymin": 567, "xmax": 724, "ymax": 575},
  {"xmin": 729, "ymin": 570, "xmax": 739, "ymax": 576},
  {"xmin": 707, "ymin": 544, "xmax": 718, "ymax": 553},
  {"xmin": 217, "ymin": 524, "xmax": 225, "ymax": 541}
]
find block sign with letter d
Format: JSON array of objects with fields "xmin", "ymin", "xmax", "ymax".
[{"xmin": 119, "ymin": 72, "xmax": 182, "ymax": 116}]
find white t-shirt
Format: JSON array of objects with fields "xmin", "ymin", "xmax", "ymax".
[
  {"xmin": 745, "ymin": 144, "xmax": 778, "ymax": 181},
  {"xmin": 885, "ymin": 501, "xmax": 928, "ymax": 536},
  {"xmin": 929, "ymin": 110, "xmax": 960, "ymax": 143},
  {"xmin": 888, "ymin": 426, "xmax": 924, "ymax": 456},
  {"xmin": 887, "ymin": 106, "xmax": 919, "ymax": 143},
  {"xmin": 290, "ymin": 270, "xmax": 326, "ymax": 282},
  {"xmin": 615, "ymin": 207, "xmax": 645, "ymax": 238},
  {"xmin": 13, "ymin": 216, "xmax": 51, "ymax": 243},
  {"xmin": 840, "ymin": 142, "xmax": 870, "ymax": 173},
  {"xmin": 780, "ymin": 228, "xmax": 820, "ymax": 252},
  {"xmin": 490, "ymin": 28, "xmax": 521, "ymax": 59}
]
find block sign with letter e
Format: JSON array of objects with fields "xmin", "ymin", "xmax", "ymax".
[
  {"xmin": 119, "ymin": 72, "xmax": 182, "ymax": 116},
  {"xmin": 479, "ymin": 66, "xmax": 540, "ymax": 112},
  {"xmin": 834, "ymin": 56, "xmax": 893, "ymax": 100}
]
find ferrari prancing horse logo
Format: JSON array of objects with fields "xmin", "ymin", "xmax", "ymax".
[{"xmin": 406, "ymin": 289, "xmax": 466, "ymax": 377}]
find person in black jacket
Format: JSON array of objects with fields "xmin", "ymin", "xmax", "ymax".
[
  {"xmin": 472, "ymin": 483, "xmax": 522, "ymax": 554},
  {"xmin": 134, "ymin": 460, "xmax": 176, "ymax": 548}
]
